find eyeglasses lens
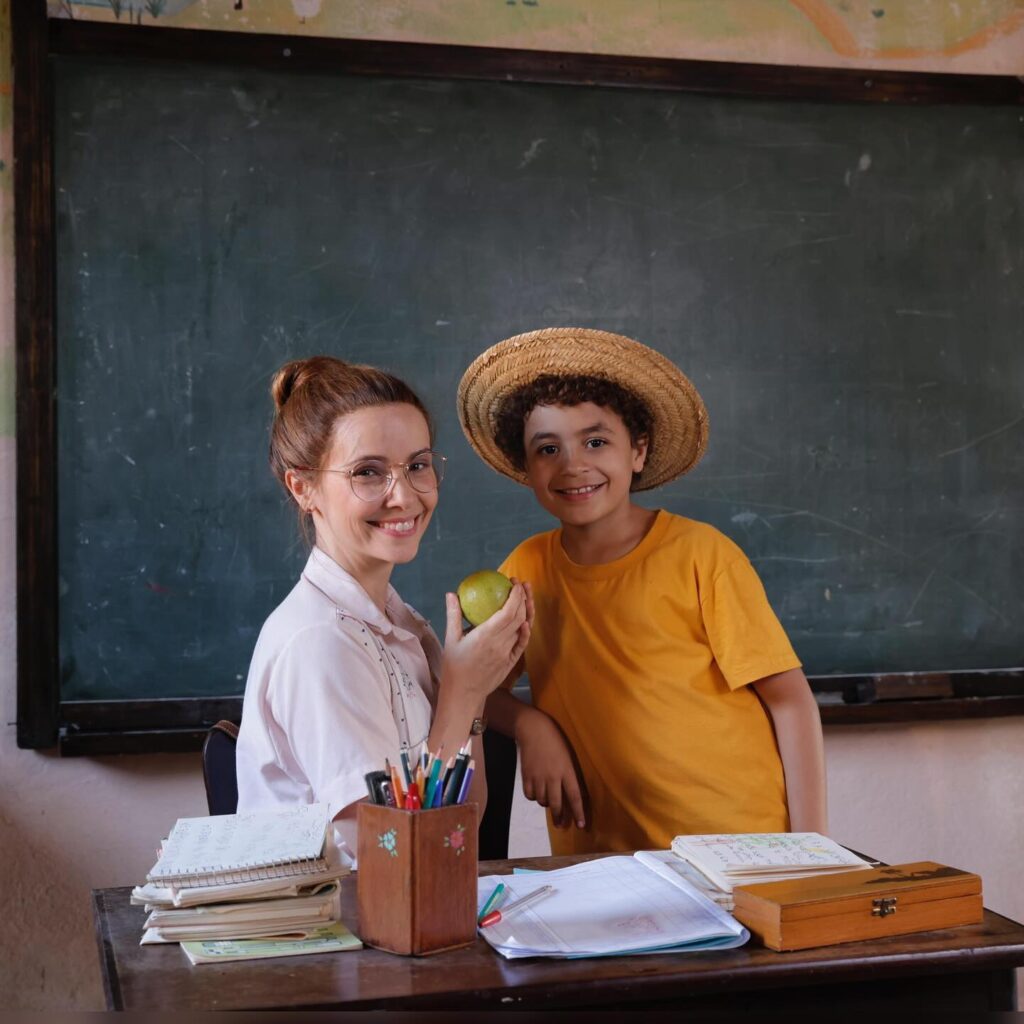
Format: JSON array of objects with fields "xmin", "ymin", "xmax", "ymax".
[{"xmin": 349, "ymin": 453, "xmax": 445, "ymax": 501}]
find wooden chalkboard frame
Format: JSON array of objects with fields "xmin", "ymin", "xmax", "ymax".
[{"xmin": 14, "ymin": 6, "xmax": 1024, "ymax": 752}]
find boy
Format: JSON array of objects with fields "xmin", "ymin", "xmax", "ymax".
[{"xmin": 457, "ymin": 327, "xmax": 827, "ymax": 855}]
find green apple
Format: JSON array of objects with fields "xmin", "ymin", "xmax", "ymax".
[{"xmin": 457, "ymin": 570, "xmax": 513, "ymax": 626}]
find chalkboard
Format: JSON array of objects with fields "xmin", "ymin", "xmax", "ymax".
[{"xmin": 53, "ymin": 55, "xmax": 1024, "ymax": 707}]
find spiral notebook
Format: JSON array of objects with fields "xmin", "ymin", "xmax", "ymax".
[{"xmin": 147, "ymin": 804, "xmax": 332, "ymax": 888}]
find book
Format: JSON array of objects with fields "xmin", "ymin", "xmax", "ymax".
[
  {"xmin": 140, "ymin": 883, "xmax": 342, "ymax": 944},
  {"xmin": 146, "ymin": 803, "xmax": 332, "ymax": 888},
  {"xmin": 132, "ymin": 868, "xmax": 348, "ymax": 910},
  {"xmin": 669, "ymin": 833, "xmax": 873, "ymax": 894},
  {"xmin": 180, "ymin": 921, "xmax": 362, "ymax": 965},
  {"xmin": 476, "ymin": 854, "xmax": 749, "ymax": 959}
]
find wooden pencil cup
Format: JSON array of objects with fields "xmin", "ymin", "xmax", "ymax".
[{"xmin": 356, "ymin": 802, "xmax": 479, "ymax": 956}]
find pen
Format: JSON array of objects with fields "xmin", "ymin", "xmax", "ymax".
[
  {"xmin": 431, "ymin": 759, "xmax": 449, "ymax": 808},
  {"xmin": 479, "ymin": 885, "xmax": 554, "ymax": 928},
  {"xmin": 424, "ymin": 752, "xmax": 444, "ymax": 807},
  {"xmin": 456, "ymin": 760, "xmax": 474, "ymax": 805},
  {"xmin": 456, "ymin": 757, "xmax": 475, "ymax": 802},
  {"xmin": 399, "ymin": 749, "xmax": 413, "ymax": 788},
  {"xmin": 438, "ymin": 756, "xmax": 455, "ymax": 802},
  {"xmin": 404, "ymin": 784, "xmax": 421, "ymax": 811},
  {"xmin": 443, "ymin": 752, "xmax": 470, "ymax": 805},
  {"xmin": 364, "ymin": 770, "xmax": 388, "ymax": 805},
  {"xmin": 477, "ymin": 881, "xmax": 506, "ymax": 923}
]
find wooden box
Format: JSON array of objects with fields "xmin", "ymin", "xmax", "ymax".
[
  {"xmin": 733, "ymin": 862, "xmax": 983, "ymax": 952},
  {"xmin": 356, "ymin": 802, "xmax": 479, "ymax": 956}
]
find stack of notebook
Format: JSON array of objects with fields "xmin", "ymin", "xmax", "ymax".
[{"xmin": 132, "ymin": 803, "xmax": 359, "ymax": 964}]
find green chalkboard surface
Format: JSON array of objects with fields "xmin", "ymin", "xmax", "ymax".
[{"xmin": 54, "ymin": 56, "xmax": 1024, "ymax": 703}]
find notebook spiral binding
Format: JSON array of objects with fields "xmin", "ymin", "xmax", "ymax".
[{"xmin": 156, "ymin": 854, "xmax": 328, "ymax": 888}]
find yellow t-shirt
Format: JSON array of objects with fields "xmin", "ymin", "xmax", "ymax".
[{"xmin": 500, "ymin": 509, "xmax": 802, "ymax": 855}]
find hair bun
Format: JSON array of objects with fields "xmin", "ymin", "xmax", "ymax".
[
  {"xmin": 272, "ymin": 356, "xmax": 362, "ymax": 411},
  {"xmin": 271, "ymin": 360, "xmax": 308, "ymax": 411}
]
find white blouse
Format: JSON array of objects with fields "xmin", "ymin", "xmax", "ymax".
[{"xmin": 236, "ymin": 546, "xmax": 439, "ymax": 852}]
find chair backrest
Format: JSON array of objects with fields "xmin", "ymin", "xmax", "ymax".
[
  {"xmin": 202, "ymin": 720, "xmax": 240, "ymax": 816},
  {"xmin": 200, "ymin": 718, "xmax": 518, "ymax": 851}
]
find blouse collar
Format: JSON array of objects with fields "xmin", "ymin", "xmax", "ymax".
[{"xmin": 302, "ymin": 546, "xmax": 411, "ymax": 638}]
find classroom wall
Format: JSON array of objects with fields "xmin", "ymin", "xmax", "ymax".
[
  {"xmin": 3, "ymin": 1, "xmax": 1023, "ymax": 1010},
  {"xmin": 51, "ymin": 0, "xmax": 1024, "ymax": 75}
]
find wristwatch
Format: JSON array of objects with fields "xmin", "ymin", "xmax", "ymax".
[{"xmin": 470, "ymin": 716, "xmax": 487, "ymax": 735}]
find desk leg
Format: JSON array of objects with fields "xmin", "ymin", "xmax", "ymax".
[
  {"xmin": 988, "ymin": 967, "xmax": 1017, "ymax": 1011},
  {"xmin": 91, "ymin": 891, "xmax": 122, "ymax": 1011}
]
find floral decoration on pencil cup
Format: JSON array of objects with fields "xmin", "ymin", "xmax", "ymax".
[
  {"xmin": 444, "ymin": 824, "xmax": 467, "ymax": 855},
  {"xmin": 378, "ymin": 829, "xmax": 398, "ymax": 857}
]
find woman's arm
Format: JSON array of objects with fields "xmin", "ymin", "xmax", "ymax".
[
  {"xmin": 751, "ymin": 667, "xmax": 828, "ymax": 834},
  {"xmin": 426, "ymin": 584, "xmax": 531, "ymax": 812}
]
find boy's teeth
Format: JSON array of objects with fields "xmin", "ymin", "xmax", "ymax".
[{"xmin": 564, "ymin": 485, "xmax": 599, "ymax": 494}]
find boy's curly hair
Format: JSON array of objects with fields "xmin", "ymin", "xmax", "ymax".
[{"xmin": 493, "ymin": 374, "xmax": 654, "ymax": 483}]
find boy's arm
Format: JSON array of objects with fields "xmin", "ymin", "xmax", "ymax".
[
  {"xmin": 486, "ymin": 685, "xmax": 586, "ymax": 830},
  {"xmin": 751, "ymin": 667, "xmax": 828, "ymax": 834}
]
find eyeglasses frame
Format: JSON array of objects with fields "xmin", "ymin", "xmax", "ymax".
[{"xmin": 298, "ymin": 450, "xmax": 447, "ymax": 502}]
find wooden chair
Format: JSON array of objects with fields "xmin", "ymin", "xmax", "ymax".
[{"xmin": 202, "ymin": 720, "xmax": 240, "ymax": 816}]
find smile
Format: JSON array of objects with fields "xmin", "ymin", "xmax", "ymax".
[
  {"xmin": 369, "ymin": 516, "xmax": 419, "ymax": 535},
  {"xmin": 556, "ymin": 484, "xmax": 604, "ymax": 497}
]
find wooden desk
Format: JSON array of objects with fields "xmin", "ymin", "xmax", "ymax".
[{"xmin": 93, "ymin": 854, "xmax": 1024, "ymax": 1012}]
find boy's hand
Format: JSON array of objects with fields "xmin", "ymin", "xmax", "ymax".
[{"xmin": 516, "ymin": 707, "xmax": 586, "ymax": 830}]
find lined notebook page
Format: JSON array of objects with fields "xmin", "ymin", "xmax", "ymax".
[
  {"xmin": 672, "ymin": 833, "xmax": 869, "ymax": 874},
  {"xmin": 149, "ymin": 804, "xmax": 330, "ymax": 884}
]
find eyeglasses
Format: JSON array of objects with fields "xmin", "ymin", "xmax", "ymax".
[{"xmin": 310, "ymin": 450, "xmax": 447, "ymax": 502}]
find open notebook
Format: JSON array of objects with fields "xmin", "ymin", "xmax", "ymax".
[
  {"xmin": 147, "ymin": 804, "xmax": 332, "ymax": 888},
  {"xmin": 669, "ymin": 833, "xmax": 873, "ymax": 894}
]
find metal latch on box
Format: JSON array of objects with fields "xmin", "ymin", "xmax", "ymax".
[{"xmin": 871, "ymin": 897, "xmax": 898, "ymax": 917}]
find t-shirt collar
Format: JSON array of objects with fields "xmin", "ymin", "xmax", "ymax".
[{"xmin": 302, "ymin": 545, "xmax": 405, "ymax": 637}]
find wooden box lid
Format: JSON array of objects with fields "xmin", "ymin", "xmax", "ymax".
[
  {"xmin": 733, "ymin": 862, "xmax": 983, "ymax": 952},
  {"xmin": 735, "ymin": 862, "xmax": 981, "ymax": 919}
]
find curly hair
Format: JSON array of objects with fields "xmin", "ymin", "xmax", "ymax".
[{"xmin": 493, "ymin": 375, "xmax": 654, "ymax": 481}]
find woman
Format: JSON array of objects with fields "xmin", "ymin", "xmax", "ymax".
[{"xmin": 235, "ymin": 356, "xmax": 529, "ymax": 853}]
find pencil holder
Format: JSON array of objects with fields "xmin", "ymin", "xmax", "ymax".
[{"xmin": 356, "ymin": 802, "xmax": 479, "ymax": 956}]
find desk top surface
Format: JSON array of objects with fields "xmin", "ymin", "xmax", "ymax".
[{"xmin": 93, "ymin": 853, "xmax": 1024, "ymax": 1011}]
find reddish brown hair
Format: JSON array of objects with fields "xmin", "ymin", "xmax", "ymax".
[{"xmin": 269, "ymin": 356, "xmax": 432, "ymax": 530}]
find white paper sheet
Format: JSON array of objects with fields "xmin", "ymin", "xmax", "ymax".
[{"xmin": 477, "ymin": 855, "xmax": 748, "ymax": 959}]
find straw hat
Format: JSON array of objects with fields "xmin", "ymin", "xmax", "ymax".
[{"xmin": 457, "ymin": 327, "xmax": 708, "ymax": 491}]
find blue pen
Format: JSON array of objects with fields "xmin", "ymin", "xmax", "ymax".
[
  {"xmin": 457, "ymin": 760, "xmax": 475, "ymax": 804},
  {"xmin": 478, "ymin": 882, "xmax": 506, "ymax": 923},
  {"xmin": 431, "ymin": 761, "xmax": 450, "ymax": 808}
]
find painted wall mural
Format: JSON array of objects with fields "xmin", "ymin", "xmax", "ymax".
[{"xmin": 47, "ymin": 1, "xmax": 1024, "ymax": 75}]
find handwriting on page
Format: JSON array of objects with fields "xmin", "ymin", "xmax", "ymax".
[{"xmin": 687, "ymin": 834, "xmax": 861, "ymax": 870}]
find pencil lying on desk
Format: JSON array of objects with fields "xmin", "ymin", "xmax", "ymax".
[{"xmin": 479, "ymin": 885, "xmax": 555, "ymax": 928}]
